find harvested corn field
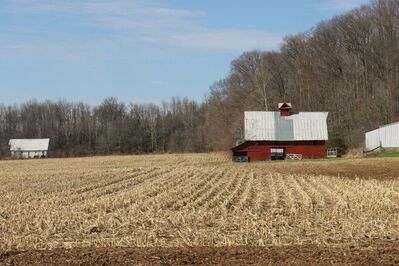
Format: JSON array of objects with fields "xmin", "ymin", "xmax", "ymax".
[{"xmin": 0, "ymin": 154, "xmax": 398, "ymax": 264}]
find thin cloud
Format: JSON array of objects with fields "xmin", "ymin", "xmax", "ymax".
[
  {"xmin": 5, "ymin": 0, "xmax": 204, "ymax": 19},
  {"xmin": 2, "ymin": 0, "xmax": 283, "ymax": 56},
  {"xmin": 6, "ymin": 0, "xmax": 142, "ymax": 15},
  {"xmin": 321, "ymin": 0, "xmax": 368, "ymax": 11},
  {"xmin": 149, "ymin": 80, "xmax": 163, "ymax": 86},
  {"xmin": 151, "ymin": 29, "xmax": 283, "ymax": 52}
]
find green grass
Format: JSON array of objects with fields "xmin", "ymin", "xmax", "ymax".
[{"xmin": 368, "ymin": 150, "xmax": 399, "ymax": 158}]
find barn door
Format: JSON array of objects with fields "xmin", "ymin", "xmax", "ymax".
[{"xmin": 270, "ymin": 148, "xmax": 285, "ymax": 160}]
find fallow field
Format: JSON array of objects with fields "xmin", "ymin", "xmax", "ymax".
[{"xmin": 0, "ymin": 153, "xmax": 398, "ymax": 265}]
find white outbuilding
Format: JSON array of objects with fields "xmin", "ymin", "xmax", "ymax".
[
  {"xmin": 8, "ymin": 139, "xmax": 50, "ymax": 159},
  {"xmin": 365, "ymin": 122, "xmax": 399, "ymax": 151}
]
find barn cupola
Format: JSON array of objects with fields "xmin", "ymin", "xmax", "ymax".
[{"xmin": 278, "ymin": 102, "xmax": 292, "ymax": 116}]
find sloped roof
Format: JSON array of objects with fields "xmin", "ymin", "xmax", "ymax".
[
  {"xmin": 379, "ymin": 120, "xmax": 399, "ymax": 129},
  {"xmin": 245, "ymin": 111, "xmax": 328, "ymax": 141},
  {"xmin": 9, "ymin": 139, "xmax": 50, "ymax": 151}
]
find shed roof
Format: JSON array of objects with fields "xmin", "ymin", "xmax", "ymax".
[
  {"xmin": 245, "ymin": 111, "xmax": 328, "ymax": 141},
  {"xmin": 9, "ymin": 139, "xmax": 50, "ymax": 151},
  {"xmin": 379, "ymin": 120, "xmax": 399, "ymax": 129}
]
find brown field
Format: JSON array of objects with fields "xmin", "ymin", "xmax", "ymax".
[{"xmin": 0, "ymin": 153, "xmax": 398, "ymax": 265}]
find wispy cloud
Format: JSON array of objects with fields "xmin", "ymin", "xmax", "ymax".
[
  {"xmin": 321, "ymin": 0, "xmax": 368, "ymax": 11},
  {"xmin": 149, "ymin": 80, "xmax": 163, "ymax": 86},
  {"xmin": 6, "ymin": 1, "xmax": 165, "ymax": 16},
  {"xmin": 1, "ymin": 0, "xmax": 282, "ymax": 57},
  {"xmin": 152, "ymin": 29, "xmax": 283, "ymax": 52},
  {"xmin": 4, "ymin": 0, "xmax": 204, "ymax": 30}
]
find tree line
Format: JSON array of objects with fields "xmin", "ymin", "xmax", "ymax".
[
  {"xmin": 1, "ymin": 0, "xmax": 399, "ymax": 157},
  {"xmin": 0, "ymin": 98, "xmax": 207, "ymax": 157}
]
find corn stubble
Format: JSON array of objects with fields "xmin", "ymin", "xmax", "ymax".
[{"xmin": 0, "ymin": 153, "xmax": 398, "ymax": 250}]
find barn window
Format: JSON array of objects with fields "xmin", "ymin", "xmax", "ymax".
[{"xmin": 271, "ymin": 148, "xmax": 285, "ymax": 160}]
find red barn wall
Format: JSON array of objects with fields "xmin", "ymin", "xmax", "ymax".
[{"xmin": 232, "ymin": 141, "xmax": 326, "ymax": 161}]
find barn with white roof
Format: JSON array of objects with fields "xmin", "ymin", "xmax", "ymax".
[
  {"xmin": 9, "ymin": 139, "xmax": 50, "ymax": 159},
  {"xmin": 232, "ymin": 103, "xmax": 329, "ymax": 161}
]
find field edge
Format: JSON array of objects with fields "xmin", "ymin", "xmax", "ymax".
[{"xmin": 1, "ymin": 243, "xmax": 399, "ymax": 266}]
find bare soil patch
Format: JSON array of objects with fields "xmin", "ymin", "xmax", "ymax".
[
  {"xmin": 251, "ymin": 157, "xmax": 399, "ymax": 179},
  {"xmin": 1, "ymin": 244, "xmax": 398, "ymax": 265}
]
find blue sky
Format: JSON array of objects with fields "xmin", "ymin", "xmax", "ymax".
[{"xmin": 0, "ymin": 0, "xmax": 369, "ymax": 104}]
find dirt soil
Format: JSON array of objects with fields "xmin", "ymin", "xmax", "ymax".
[
  {"xmin": 253, "ymin": 157, "xmax": 399, "ymax": 180},
  {"xmin": 1, "ymin": 243, "xmax": 398, "ymax": 266}
]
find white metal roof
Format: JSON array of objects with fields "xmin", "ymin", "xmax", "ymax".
[
  {"xmin": 9, "ymin": 139, "xmax": 50, "ymax": 151},
  {"xmin": 245, "ymin": 111, "xmax": 329, "ymax": 141}
]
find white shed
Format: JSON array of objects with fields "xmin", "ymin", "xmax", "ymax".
[
  {"xmin": 9, "ymin": 139, "xmax": 50, "ymax": 159},
  {"xmin": 365, "ymin": 122, "xmax": 399, "ymax": 151}
]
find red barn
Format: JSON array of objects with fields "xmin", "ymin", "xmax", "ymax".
[{"xmin": 232, "ymin": 103, "xmax": 328, "ymax": 161}]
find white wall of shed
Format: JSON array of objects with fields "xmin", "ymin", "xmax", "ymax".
[
  {"xmin": 365, "ymin": 128, "xmax": 381, "ymax": 151},
  {"xmin": 379, "ymin": 123, "xmax": 399, "ymax": 148},
  {"xmin": 11, "ymin": 150, "xmax": 47, "ymax": 159},
  {"xmin": 365, "ymin": 122, "xmax": 399, "ymax": 150}
]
